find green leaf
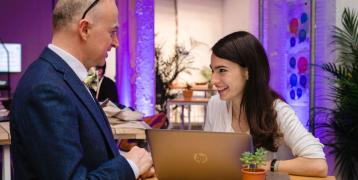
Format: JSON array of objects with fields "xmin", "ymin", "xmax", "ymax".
[
  {"xmin": 240, "ymin": 147, "xmax": 267, "ymax": 170},
  {"xmin": 316, "ymin": 7, "xmax": 358, "ymax": 179}
]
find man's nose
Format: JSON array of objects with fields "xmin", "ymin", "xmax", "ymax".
[{"xmin": 112, "ymin": 34, "xmax": 119, "ymax": 48}]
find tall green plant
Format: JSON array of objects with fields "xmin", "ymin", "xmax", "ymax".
[
  {"xmin": 316, "ymin": 8, "xmax": 358, "ymax": 180},
  {"xmin": 155, "ymin": 45, "xmax": 193, "ymax": 112}
]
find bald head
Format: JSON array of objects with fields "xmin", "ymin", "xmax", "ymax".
[
  {"xmin": 52, "ymin": 0, "xmax": 96, "ymax": 31},
  {"xmin": 52, "ymin": 0, "xmax": 119, "ymax": 69}
]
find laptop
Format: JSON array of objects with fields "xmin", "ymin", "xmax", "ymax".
[{"xmin": 146, "ymin": 129, "xmax": 253, "ymax": 180}]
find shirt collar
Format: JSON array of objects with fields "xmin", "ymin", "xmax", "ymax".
[{"xmin": 48, "ymin": 44, "xmax": 88, "ymax": 81}]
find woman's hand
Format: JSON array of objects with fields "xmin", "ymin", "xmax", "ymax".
[{"xmin": 258, "ymin": 160, "xmax": 271, "ymax": 171}]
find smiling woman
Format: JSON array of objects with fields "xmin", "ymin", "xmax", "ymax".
[{"xmin": 204, "ymin": 31, "xmax": 328, "ymax": 177}]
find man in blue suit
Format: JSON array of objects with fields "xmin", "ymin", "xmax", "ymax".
[{"xmin": 10, "ymin": 0, "xmax": 153, "ymax": 179}]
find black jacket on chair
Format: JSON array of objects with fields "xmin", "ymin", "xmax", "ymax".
[{"xmin": 97, "ymin": 76, "xmax": 118, "ymax": 105}]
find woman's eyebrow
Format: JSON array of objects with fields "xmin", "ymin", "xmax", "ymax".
[{"xmin": 213, "ymin": 65, "xmax": 228, "ymax": 70}]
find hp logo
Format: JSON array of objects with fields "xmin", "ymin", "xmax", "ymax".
[{"xmin": 193, "ymin": 153, "xmax": 208, "ymax": 164}]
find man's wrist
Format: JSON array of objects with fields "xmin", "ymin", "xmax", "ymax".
[{"xmin": 126, "ymin": 159, "xmax": 139, "ymax": 178}]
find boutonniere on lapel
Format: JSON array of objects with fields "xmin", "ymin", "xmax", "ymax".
[{"xmin": 84, "ymin": 67, "xmax": 99, "ymax": 91}]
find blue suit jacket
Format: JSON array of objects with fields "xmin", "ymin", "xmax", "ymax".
[{"xmin": 10, "ymin": 48, "xmax": 135, "ymax": 180}]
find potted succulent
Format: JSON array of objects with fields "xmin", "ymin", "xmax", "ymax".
[
  {"xmin": 182, "ymin": 83, "xmax": 193, "ymax": 99},
  {"xmin": 240, "ymin": 147, "xmax": 267, "ymax": 180}
]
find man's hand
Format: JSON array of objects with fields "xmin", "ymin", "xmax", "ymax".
[
  {"xmin": 125, "ymin": 146, "xmax": 153, "ymax": 175},
  {"xmin": 138, "ymin": 166, "xmax": 155, "ymax": 179}
]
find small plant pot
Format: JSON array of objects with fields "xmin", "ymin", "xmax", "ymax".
[
  {"xmin": 183, "ymin": 89, "xmax": 193, "ymax": 99},
  {"xmin": 241, "ymin": 168, "xmax": 266, "ymax": 180}
]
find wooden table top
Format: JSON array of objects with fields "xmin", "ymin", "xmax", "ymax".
[
  {"xmin": 170, "ymin": 84, "xmax": 217, "ymax": 91},
  {"xmin": 146, "ymin": 175, "xmax": 335, "ymax": 180},
  {"xmin": 0, "ymin": 122, "xmax": 10, "ymax": 145},
  {"xmin": 290, "ymin": 175, "xmax": 335, "ymax": 180},
  {"xmin": 167, "ymin": 97, "xmax": 210, "ymax": 104},
  {"xmin": 0, "ymin": 121, "xmax": 146, "ymax": 145},
  {"xmin": 111, "ymin": 125, "xmax": 146, "ymax": 139},
  {"xmin": 0, "ymin": 122, "xmax": 336, "ymax": 180}
]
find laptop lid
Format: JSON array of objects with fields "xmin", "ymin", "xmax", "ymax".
[{"xmin": 146, "ymin": 129, "xmax": 253, "ymax": 180}]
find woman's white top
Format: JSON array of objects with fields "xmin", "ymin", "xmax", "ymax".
[{"xmin": 204, "ymin": 95, "xmax": 325, "ymax": 160}]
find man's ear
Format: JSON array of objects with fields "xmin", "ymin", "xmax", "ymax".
[{"xmin": 78, "ymin": 19, "xmax": 90, "ymax": 40}]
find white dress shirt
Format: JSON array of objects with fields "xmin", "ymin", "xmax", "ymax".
[{"xmin": 204, "ymin": 94, "xmax": 326, "ymax": 160}]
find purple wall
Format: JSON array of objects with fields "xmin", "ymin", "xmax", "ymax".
[
  {"xmin": 315, "ymin": 0, "xmax": 336, "ymax": 175},
  {"xmin": 263, "ymin": 0, "xmax": 336, "ymax": 175},
  {"xmin": 0, "ymin": 0, "xmax": 54, "ymax": 95},
  {"xmin": 116, "ymin": 0, "xmax": 155, "ymax": 115}
]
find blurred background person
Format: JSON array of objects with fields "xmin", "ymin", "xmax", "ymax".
[{"xmin": 96, "ymin": 63, "xmax": 119, "ymax": 104}]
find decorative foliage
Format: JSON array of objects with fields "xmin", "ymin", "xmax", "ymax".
[
  {"xmin": 200, "ymin": 66, "xmax": 212, "ymax": 83},
  {"xmin": 240, "ymin": 147, "xmax": 267, "ymax": 172},
  {"xmin": 83, "ymin": 67, "xmax": 98, "ymax": 90},
  {"xmin": 316, "ymin": 8, "xmax": 358, "ymax": 180},
  {"xmin": 155, "ymin": 45, "xmax": 193, "ymax": 112}
]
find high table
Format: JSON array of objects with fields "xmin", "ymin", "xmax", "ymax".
[
  {"xmin": 290, "ymin": 175, "xmax": 336, "ymax": 180},
  {"xmin": 0, "ymin": 122, "xmax": 10, "ymax": 180},
  {"xmin": 111, "ymin": 125, "xmax": 146, "ymax": 139},
  {"xmin": 170, "ymin": 84, "xmax": 217, "ymax": 98},
  {"xmin": 146, "ymin": 175, "xmax": 335, "ymax": 180},
  {"xmin": 166, "ymin": 97, "xmax": 209, "ymax": 129},
  {"xmin": 1, "ymin": 122, "xmax": 336, "ymax": 180},
  {"xmin": 0, "ymin": 121, "xmax": 146, "ymax": 180}
]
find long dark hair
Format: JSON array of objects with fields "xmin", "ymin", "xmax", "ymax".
[{"xmin": 212, "ymin": 31, "xmax": 282, "ymax": 151}]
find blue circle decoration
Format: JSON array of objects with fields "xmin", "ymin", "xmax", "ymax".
[
  {"xmin": 289, "ymin": 57, "xmax": 296, "ymax": 68},
  {"xmin": 299, "ymin": 29, "xmax": 306, "ymax": 42},
  {"xmin": 301, "ymin": 13, "xmax": 308, "ymax": 23},
  {"xmin": 290, "ymin": 89, "xmax": 296, "ymax": 100},
  {"xmin": 299, "ymin": 75, "xmax": 307, "ymax": 87},
  {"xmin": 297, "ymin": 88, "xmax": 303, "ymax": 98},
  {"xmin": 290, "ymin": 37, "xmax": 296, "ymax": 47},
  {"xmin": 290, "ymin": 74, "xmax": 298, "ymax": 87}
]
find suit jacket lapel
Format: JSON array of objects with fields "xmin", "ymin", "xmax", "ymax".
[{"xmin": 40, "ymin": 48, "xmax": 118, "ymax": 156}]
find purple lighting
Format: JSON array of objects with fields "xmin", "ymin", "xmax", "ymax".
[
  {"xmin": 117, "ymin": 0, "xmax": 134, "ymax": 108},
  {"xmin": 263, "ymin": 0, "xmax": 310, "ymax": 127},
  {"xmin": 263, "ymin": 0, "xmax": 336, "ymax": 175},
  {"xmin": 116, "ymin": 0, "xmax": 155, "ymax": 116},
  {"xmin": 134, "ymin": 0, "xmax": 155, "ymax": 116}
]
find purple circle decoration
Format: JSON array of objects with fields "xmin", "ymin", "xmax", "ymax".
[
  {"xmin": 297, "ymin": 88, "xmax": 303, "ymax": 99},
  {"xmin": 298, "ymin": 29, "xmax": 306, "ymax": 42},
  {"xmin": 290, "ymin": 37, "xmax": 296, "ymax": 47},
  {"xmin": 290, "ymin": 89, "xmax": 296, "ymax": 100},
  {"xmin": 289, "ymin": 57, "xmax": 296, "ymax": 68},
  {"xmin": 298, "ymin": 57, "xmax": 308, "ymax": 73},
  {"xmin": 290, "ymin": 74, "xmax": 298, "ymax": 87},
  {"xmin": 301, "ymin": 12, "xmax": 308, "ymax": 23},
  {"xmin": 289, "ymin": 18, "xmax": 299, "ymax": 34},
  {"xmin": 299, "ymin": 75, "xmax": 307, "ymax": 87}
]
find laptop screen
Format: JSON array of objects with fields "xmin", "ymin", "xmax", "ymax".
[{"xmin": 146, "ymin": 129, "xmax": 253, "ymax": 180}]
